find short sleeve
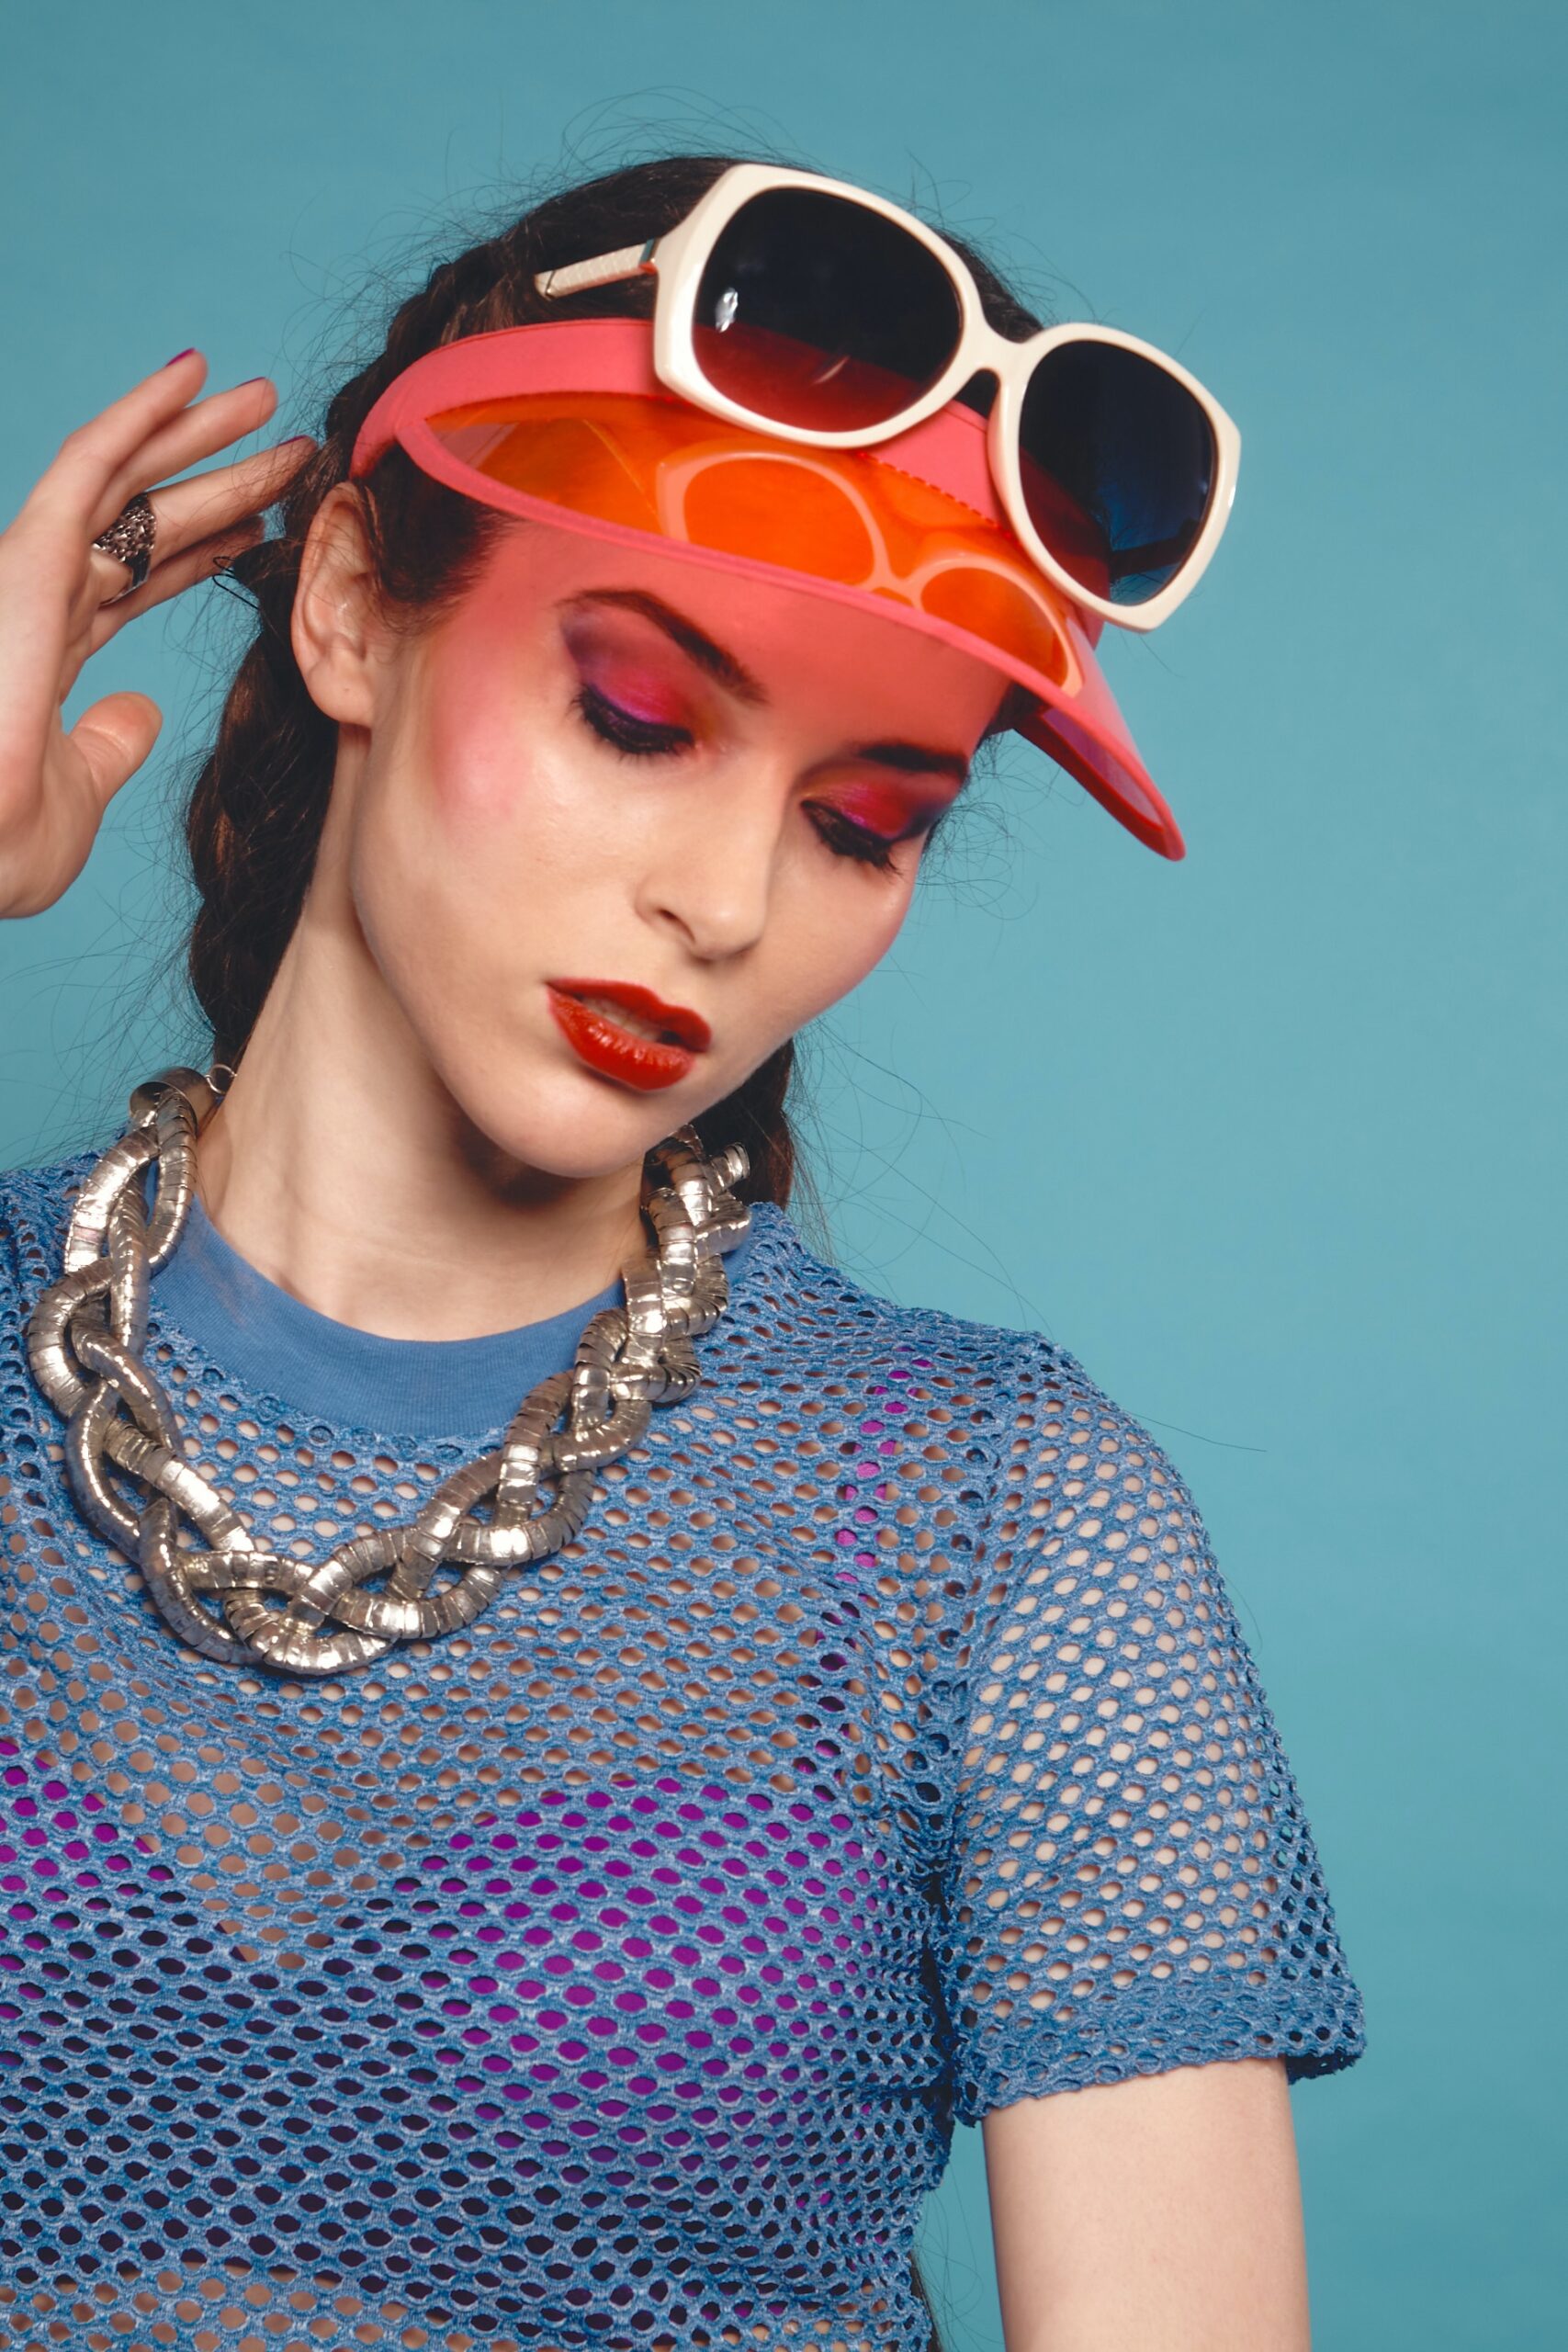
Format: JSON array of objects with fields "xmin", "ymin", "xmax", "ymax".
[{"xmin": 931, "ymin": 1340, "xmax": 1367, "ymax": 2124}]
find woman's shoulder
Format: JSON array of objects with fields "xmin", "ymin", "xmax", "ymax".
[
  {"xmin": 743, "ymin": 1199, "xmax": 1206, "ymax": 1538},
  {"xmin": 742, "ymin": 1195, "xmax": 1064, "ymax": 1368},
  {"xmin": 738, "ymin": 1204, "xmax": 1222, "ymax": 1665}
]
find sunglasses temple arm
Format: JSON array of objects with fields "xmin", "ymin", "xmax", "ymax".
[{"xmin": 534, "ymin": 239, "xmax": 659, "ymax": 300}]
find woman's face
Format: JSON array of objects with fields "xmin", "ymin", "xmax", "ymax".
[{"xmin": 310, "ymin": 510, "xmax": 1007, "ymax": 1180}]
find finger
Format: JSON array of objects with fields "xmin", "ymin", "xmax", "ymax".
[
  {"xmin": 85, "ymin": 435, "xmax": 313, "ymax": 612},
  {"xmin": 63, "ymin": 689, "xmax": 164, "ymax": 815},
  {"xmin": 85, "ymin": 519, "xmax": 268, "ymax": 653},
  {"xmin": 0, "ymin": 503, "xmax": 107, "ymax": 748},
  {"xmin": 28, "ymin": 347, "xmax": 215, "ymax": 527},
  {"xmin": 89, "ymin": 375, "xmax": 288, "ymax": 542},
  {"xmin": 140, "ymin": 432, "xmax": 314, "ymax": 560}
]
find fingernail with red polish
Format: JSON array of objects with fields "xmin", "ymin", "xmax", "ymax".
[{"xmin": 164, "ymin": 349, "xmax": 197, "ymax": 366}]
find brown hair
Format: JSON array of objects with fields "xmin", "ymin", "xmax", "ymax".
[
  {"xmin": 186, "ymin": 151, "xmax": 1043, "ymax": 1218},
  {"xmin": 182, "ymin": 149, "xmax": 1051, "ymax": 2352}
]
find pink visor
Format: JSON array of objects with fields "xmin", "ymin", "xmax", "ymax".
[{"xmin": 351, "ymin": 319, "xmax": 1186, "ymax": 859}]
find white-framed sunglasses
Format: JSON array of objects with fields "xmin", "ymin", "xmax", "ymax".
[{"xmin": 536, "ymin": 161, "xmax": 1241, "ymax": 633}]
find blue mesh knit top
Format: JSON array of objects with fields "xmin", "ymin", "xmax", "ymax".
[{"xmin": 0, "ymin": 1154, "xmax": 1366, "ymax": 2352}]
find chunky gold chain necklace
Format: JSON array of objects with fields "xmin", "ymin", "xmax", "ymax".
[{"xmin": 26, "ymin": 1067, "xmax": 750, "ymax": 1679}]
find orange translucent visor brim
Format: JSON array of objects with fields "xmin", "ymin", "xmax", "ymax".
[{"xmin": 430, "ymin": 391, "xmax": 1084, "ymax": 685}]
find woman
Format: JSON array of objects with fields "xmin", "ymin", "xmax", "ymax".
[{"xmin": 0, "ymin": 153, "xmax": 1364, "ymax": 2350}]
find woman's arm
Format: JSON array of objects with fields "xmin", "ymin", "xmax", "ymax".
[{"xmin": 983, "ymin": 2055, "xmax": 1310, "ymax": 2351}]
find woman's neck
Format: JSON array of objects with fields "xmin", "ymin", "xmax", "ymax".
[{"xmin": 193, "ymin": 892, "xmax": 647, "ymax": 1343}]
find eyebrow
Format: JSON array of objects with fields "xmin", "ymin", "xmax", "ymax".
[
  {"xmin": 564, "ymin": 587, "xmax": 973, "ymax": 785},
  {"xmin": 845, "ymin": 739, "xmax": 971, "ymax": 787},
  {"xmin": 564, "ymin": 588, "xmax": 769, "ymax": 706}
]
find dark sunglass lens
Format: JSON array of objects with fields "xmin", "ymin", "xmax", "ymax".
[
  {"xmin": 694, "ymin": 189, "xmax": 963, "ymax": 429},
  {"xmin": 1018, "ymin": 342, "xmax": 1216, "ymax": 605}
]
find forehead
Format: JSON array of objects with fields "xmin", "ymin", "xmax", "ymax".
[{"xmin": 461, "ymin": 518, "xmax": 1010, "ymax": 741}]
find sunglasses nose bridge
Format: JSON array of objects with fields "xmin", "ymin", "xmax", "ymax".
[{"xmin": 952, "ymin": 362, "xmax": 1001, "ymax": 419}]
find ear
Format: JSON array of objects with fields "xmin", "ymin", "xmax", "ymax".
[{"xmin": 290, "ymin": 483, "xmax": 388, "ymax": 728}]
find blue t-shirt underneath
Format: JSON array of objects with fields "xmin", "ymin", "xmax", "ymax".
[{"xmin": 151, "ymin": 1186, "xmax": 737, "ymax": 1437}]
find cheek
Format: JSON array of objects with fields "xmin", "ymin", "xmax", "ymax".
[
  {"xmin": 412, "ymin": 632, "xmax": 614, "ymax": 899},
  {"xmin": 419, "ymin": 626, "xmax": 544, "ymax": 834},
  {"xmin": 762, "ymin": 870, "xmax": 916, "ymax": 1035},
  {"xmin": 349, "ymin": 637, "xmax": 595, "ymax": 1009}
]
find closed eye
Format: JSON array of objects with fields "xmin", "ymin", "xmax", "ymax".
[
  {"xmin": 806, "ymin": 804, "xmax": 910, "ymax": 872},
  {"xmin": 574, "ymin": 684, "xmax": 694, "ymax": 759}
]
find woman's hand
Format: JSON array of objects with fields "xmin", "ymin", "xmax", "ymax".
[{"xmin": 0, "ymin": 350, "xmax": 315, "ymax": 918}]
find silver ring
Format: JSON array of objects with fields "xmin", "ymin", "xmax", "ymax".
[{"xmin": 91, "ymin": 491, "xmax": 157, "ymax": 604}]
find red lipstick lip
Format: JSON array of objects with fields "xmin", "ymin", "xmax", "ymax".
[
  {"xmin": 546, "ymin": 979, "xmax": 711, "ymax": 1094},
  {"xmin": 548, "ymin": 979, "xmax": 711, "ymax": 1051}
]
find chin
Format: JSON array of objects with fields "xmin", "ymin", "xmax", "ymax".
[{"xmin": 441, "ymin": 1050, "xmax": 720, "ymax": 1183}]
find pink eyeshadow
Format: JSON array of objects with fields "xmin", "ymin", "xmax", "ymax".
[
  {"xmin": 562, "ymin": 611, "xmax": 696, "ymax": 730},
  {"xmin": 822, "ymin": 778, "xmax": 956, "ymax": 842},
  {"xmin": 580, "ymin": 660, "xmax": 691, "ymax": 729}
]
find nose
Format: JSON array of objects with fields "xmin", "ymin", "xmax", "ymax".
[{"xmin": 635, "ymin": 776, "xmax": 783, "ymax": 963}]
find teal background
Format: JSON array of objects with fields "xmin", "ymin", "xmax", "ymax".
[{"xmin": 2, "ymin": 3, "xmax": 1562, "ymax": 2344}]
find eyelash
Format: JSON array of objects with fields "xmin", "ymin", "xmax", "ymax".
[
  {"xmin": 804, "ymin": 805, "xmax": 899, "ymax": 872},
  {"xmin": 574, "ymin": 684, "xmax": 693, "ymax": 760},
  {"xmin": 573, "ymin": 684, "xmax": 912, "ymax": 873}
]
